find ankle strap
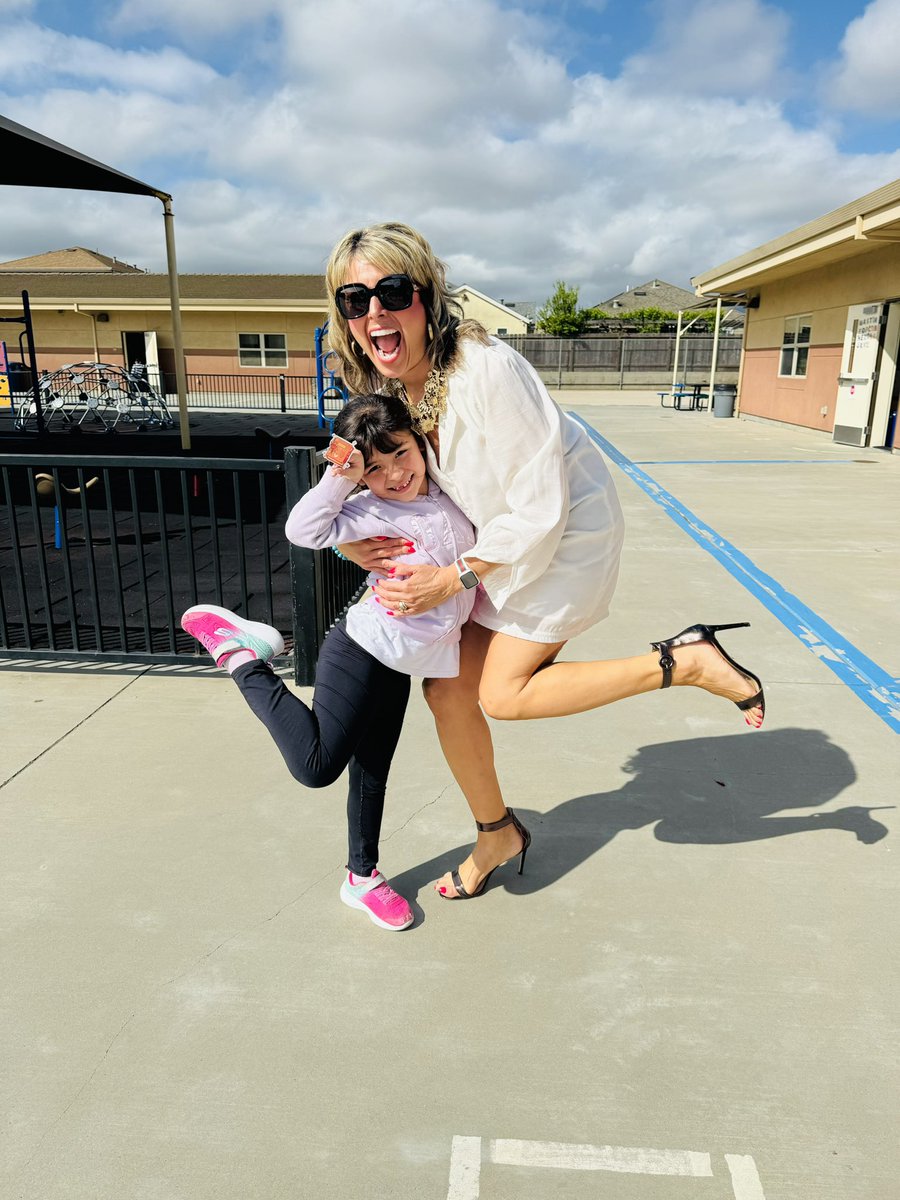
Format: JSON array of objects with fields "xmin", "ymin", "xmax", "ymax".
[
  {"xmin": 658, "ymin": 650, "xmax": 675, "ymax": 689},
  {"xmin": 476, "ymin": 810, "xmax": 514, "ymax": 833}
]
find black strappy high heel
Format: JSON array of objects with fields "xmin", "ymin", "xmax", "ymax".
[
  {"xmin": 441, "ymin": 809, "xmax": 532, "ymax": 900},
  {"xmin": 650, "ymin": 622, "xmax": 765, "ymax": 727}
]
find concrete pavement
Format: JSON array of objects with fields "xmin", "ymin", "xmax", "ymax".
[{"xmin": 2, "ymin": 400, "xmax": 898, "ymax": 1199}]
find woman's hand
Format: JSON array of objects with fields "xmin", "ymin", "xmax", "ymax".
[
  {"xmin": 372, "ymin": 562, "xmax": 458, "ymax": 617},
  {"xmin": 336, "ymin": 536, "xmax": 413, "ymax": 575}
]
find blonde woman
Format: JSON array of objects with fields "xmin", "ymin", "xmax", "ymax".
[{"xmin": 327, "ymin": 222, "xmax": 764, "ymax": 901}]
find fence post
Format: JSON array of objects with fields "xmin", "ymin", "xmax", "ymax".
[
  {"xmin": 284, "ymin": 446, "xmax": 319, "ymax": 685},
  {"xmin": 279, "ymin": 374, "xmax": 287, "ymax": 413},
  {"xmin": 557, "ymin": 338, "xmax": 563, "ymax": 389}
]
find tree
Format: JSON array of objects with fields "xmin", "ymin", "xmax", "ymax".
[{"xmin": 536, "ymin": 281, "xmax": 588, "ymax": 337}]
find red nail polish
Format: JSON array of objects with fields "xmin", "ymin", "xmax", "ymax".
[
  {"xmin": 386, "ymin": 611, "xmax": 394, "ymax": 617},
  {"xmin": 438, "ymin": 887, "xmax": 446, "ymax": 895},
  {"xmin": 388, "ymin": 567, "xmax": 396, "ymax": 576}
]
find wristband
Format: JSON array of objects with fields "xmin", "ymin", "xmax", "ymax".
[{"xmin": 331, "ymin": 545, "xmax": 348, "ymax": 561}]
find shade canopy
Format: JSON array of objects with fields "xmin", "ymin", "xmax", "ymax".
[
  {"xmin": 0, "ymin": 114, "xmax": 190, "ymax": 447},
  {"xmin": 0, "ymin": 113, "xmax": 168, "ymax": 199}
]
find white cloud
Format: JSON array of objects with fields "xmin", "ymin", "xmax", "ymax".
[
  {"xmin": 827, "ymin": 0, "xmax": 900, "ymax": 115},
  {"xmin": 1, "ymin": 22, "xmax": 217, "ymax": 95},
  {"xmin": 621, "ymin": 0, "xmax": 791, "ymax": 97},
  {"xmin": 1, "ymin": 0, "xmax": 898, "ymax": 304}
]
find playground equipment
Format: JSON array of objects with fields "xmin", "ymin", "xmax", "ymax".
[{"xmin": 15, "ymin": 361, "xmax": 174, "ymax": 432}]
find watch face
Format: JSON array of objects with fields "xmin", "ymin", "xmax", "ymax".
[{"xmin": 459, "ymin": 569, "xmax": 479, "ymax": 589}]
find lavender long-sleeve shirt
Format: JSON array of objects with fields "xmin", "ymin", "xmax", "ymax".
[{"xmin": 284, "ymin": 470, "xmax": 476, "ymax": 678}]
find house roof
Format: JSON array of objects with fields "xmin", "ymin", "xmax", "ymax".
[
  {"xmin": 0, "ymin": 247, "xmax": 144, "ymax": 272},
  {"xmin": 593, "ymin": 279, "xmax": 700, "ymax": 312},
  {"xmin": 454, "ymin": 285, "xmax": 530, "ymax": 331},
  {"xmin": 0, "ymin": 270, "xmax": 328, "ymax": 311},
  {"xmin": 692, "ymin": 176, "xmax": 900, "ymax": 298}
]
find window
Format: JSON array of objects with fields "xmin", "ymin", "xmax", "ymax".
[
  {"xmin": 779, "ymin": 315, "xmax": 811, "ymax": 377},
  {"xmin": 239, "ymin": 333, "xmax": 287, "ymax": 368}
]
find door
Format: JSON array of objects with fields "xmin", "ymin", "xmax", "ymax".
[
  {"xmin": 833, "ymin": 302, "xmax": 884, "ymax": 446},
  {"xmin": 123, "ymin": 330, "xmax": 162, "ymax": 390}
]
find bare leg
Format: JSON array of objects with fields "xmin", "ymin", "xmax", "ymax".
[
  {"xmin": 426, "ymin": 623, "xmax": 763, "ymax": 898},
  {"xmin": 423, "ymin": 621, "xmax": 526, "ymax": 897},
  {"xmin": 477, "ymin": 633, "xmax": 764, "ymax": 727}
]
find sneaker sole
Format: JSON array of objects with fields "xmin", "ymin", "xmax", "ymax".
[
  {"xmin": 181, "ymin": 604, "xmax": 285, "ymax": 658},
  {"xmin": 339, "ymin": 883, "xmax": 413, "ymax": 931}
]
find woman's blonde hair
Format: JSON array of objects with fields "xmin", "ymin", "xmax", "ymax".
[{"xmin": 324, "ymin": 221, "xmax": 488, "ymax": 394}]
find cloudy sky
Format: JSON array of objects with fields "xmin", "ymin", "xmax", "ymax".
[{"xmin": 2, "ymin": 0, "xmax": 900, "ymax": 306}]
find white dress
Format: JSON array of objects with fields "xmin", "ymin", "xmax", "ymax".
[{"xmin": 423, "ymin": 336, "xmax": 625, "ymax": 644}]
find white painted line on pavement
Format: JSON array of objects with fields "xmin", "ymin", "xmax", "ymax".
[
  {"xmin": 447, "ymin": 1136, "xmax": 482, "ymax": 1200},
  {"xmin": 489, "ymin": 1139, "xmax": 712, "ymax": 1175},
  {"xmin": 447, "ymin": 1136, "xmax": 768, "ymax": 1198},
  {"xmin": 726, "ymin": 1153, "xmax": 768, "ymax": 1200}
]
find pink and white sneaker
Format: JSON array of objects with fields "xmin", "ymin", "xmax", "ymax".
[
  {"xmin": 340, "ymin": 870, "xmax": 414, "ymax": 931},
  {"xmin": 181, "ymin": 604, "xmax": 284, "ymax": 667}
]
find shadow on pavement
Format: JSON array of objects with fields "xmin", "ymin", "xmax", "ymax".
[{"xmin": 394, "ymin": 727, "xmax": 891, "ymax": 905}]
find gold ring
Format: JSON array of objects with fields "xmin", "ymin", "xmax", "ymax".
[{"xmin": 396, "ymin": 601, "xmax": 409, "ymax": 613}]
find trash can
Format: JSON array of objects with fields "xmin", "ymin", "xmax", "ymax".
[{"xmin": 713, "ymin": 383, "xmax": 737, "ymax": 418}]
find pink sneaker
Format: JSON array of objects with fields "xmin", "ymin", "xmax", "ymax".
[
  {"xmin": 340, "ymin": 870, "xmax": 413, "ymax": 931},
  {"xmin": 181, "ymin": 604, "xmax": 285, "ymax": 667}
]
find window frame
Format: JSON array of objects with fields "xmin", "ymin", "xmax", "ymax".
[
  {"xmin": 778, "ymin": 314, "xmax": 811, "ymax": 378},
  {"xmin": 238, "ymin": 332, "xmax": 288, "ymax": 369}
]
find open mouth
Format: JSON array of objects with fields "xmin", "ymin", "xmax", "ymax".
[{"xmin": 370, "ymin": 328, "xmax": 402, "ymax": 363}]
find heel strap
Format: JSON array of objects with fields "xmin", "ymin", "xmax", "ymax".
[{"xmin": 476, "ymin": 809, "xmax": 516, "ymax": 833}]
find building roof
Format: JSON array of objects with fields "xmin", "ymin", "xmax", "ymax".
[
  {"xmin": 0, "ymin": 270, "xmax": 328, "ymax": 311},
  {"xmin": 0, "ymin": 249, "xmax": 144, "ymax": 274},
  {"xmin": 592, "ymin": 279, "xmax": 700, "ymax": 312},
  {"xmin": 0, "ymin": 247, "xmax": 144, "ymax": 272},
  {"xmin": 693, "ymin": 176, "xmax": 900, "ymax": 298}
]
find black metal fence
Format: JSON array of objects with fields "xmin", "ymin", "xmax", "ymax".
[
  {"xmin": 167, "ymin": 372, "xmax": 327, "ymax": 412},
  {"xmin": 0, "ymin": 449, "xmax": 365, "ymax": 681}
]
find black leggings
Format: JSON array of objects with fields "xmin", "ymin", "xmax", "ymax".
[{"xmin": 232, "ymin": 620, "xmax": 411, "ymax": 876}]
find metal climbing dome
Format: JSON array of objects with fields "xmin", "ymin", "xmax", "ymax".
[{"xmin": 15, "ymin": 361, "xmax": 174, "ymax": 432}]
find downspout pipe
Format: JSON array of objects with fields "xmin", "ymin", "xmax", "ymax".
[{"xmin": 72, "ymin": 304, "xmax": 100, "ymax": 360}]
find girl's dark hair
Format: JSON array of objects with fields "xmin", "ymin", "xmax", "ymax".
[{"xmin": 332, "ymin": 393, "xmax": 424, "ymax": 463}]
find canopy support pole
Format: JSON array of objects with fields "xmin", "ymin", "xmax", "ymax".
[{"xmin": 159, "ymin": 194, "xmax": 190, "ymax": 451}]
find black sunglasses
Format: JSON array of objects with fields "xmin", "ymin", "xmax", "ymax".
[{"xmin": 334, "ymin": 273, "xmax": 417, "ymax": 320}]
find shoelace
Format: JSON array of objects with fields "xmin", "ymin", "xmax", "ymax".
[
  {"xmin": 370, "ymin": 882, "xmax": 406, "ymax": 911},
  {"xmin": 197, "ymin": 626, "xmax": 238, "ymax": 653}
]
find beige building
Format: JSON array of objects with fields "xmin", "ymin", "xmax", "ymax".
[
  {"xmin": 693, "ymin": 179, "xmax": 900, "ymax": 451},
  {"xmin": 0, "ymin": 249, "xmax": 526, "ymax": 384}
]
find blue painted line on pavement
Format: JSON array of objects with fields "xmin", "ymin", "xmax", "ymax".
[
  {"xmin": 572, "ymin": 414, "xmax": 900, "ymax": 733},
  {"xmin": 632, "ymin": 458, "xmax": 867, "ymax": 465}
]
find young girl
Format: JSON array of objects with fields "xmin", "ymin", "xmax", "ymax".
[{"xmin": 181, "ymin": 393, "xmax": 489, "ymax": 931}]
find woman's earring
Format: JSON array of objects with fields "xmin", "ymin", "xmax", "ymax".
[
  {"xmin": 427, "ymin": 322, "xmax": 434, "ymax": 343},
  {"xmin": 351, "ymin": 339, "xmax": 364, "ymax": 357}
]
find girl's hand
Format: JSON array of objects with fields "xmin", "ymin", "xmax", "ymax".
[
  {"xmin": 372, "ymin": 562, "xmax": 457, "ymax": 617},
  {"xmin": 330, "ymin": 448, "xmax": 365, "ymax": 486},
  {"xmin": 336, "ymin": 536, "xmax": 414, "ymax": 575}
]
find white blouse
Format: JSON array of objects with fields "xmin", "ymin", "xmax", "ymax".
[{"xmin": 423, "ymin": 336, "xmax": 625, "ymax": 643}]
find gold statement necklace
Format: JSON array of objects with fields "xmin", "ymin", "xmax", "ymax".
[{"xmin": 388, "ymin": 365, "xmax": 450, "ymax": 435}]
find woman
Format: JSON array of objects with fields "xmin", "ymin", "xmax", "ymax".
[{"xmin": 326, "ymin": 221, "xmax": 764, "ymax": 900}]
